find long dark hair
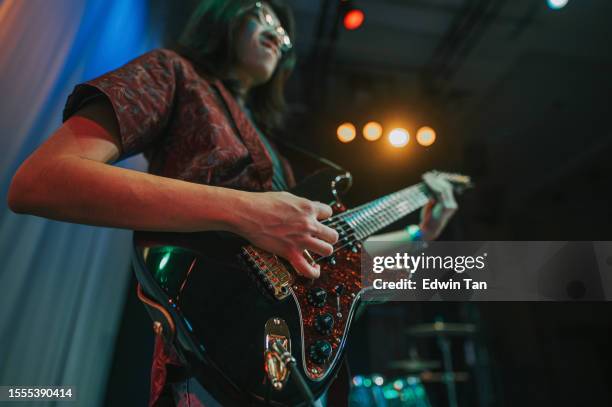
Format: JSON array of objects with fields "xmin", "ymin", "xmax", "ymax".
[{"xmin": 176, "ymin": 0, "xmax": 296, "ymax": 134}]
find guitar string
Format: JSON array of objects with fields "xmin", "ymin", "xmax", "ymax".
[
  {"xmin": 260, "ymin": 198, "xmax": 424, "ymax": 274},
  {"xmin": 310, "ymin": 178, "xmax": 464, "ymax": 263},
  {"xmin": 319, "ymin": 184, "xmax": 429, "ymax": 236},
  {"xmin": 316, "ymin": 196, "xmax": 427, "ymax": 252},
  {"xmin": 313, "ymin": 175, "xmax": 463, "ymax": 232},
  {"xmin": 262, "ymin": 179, "xmax": 461, "ymax": 271},
  {"xmin": 272, "ymin": 195, "xmax": 412, "ymax": 269},
  {"xmin": 259, "ymin": 189, "xmax": 429, "ymax": 272},
  {"xmin": 313, "ymin": 195, "xmax": 431, "ymax": 264},
  {"xmin": 260, "ymin": 191, "xmax": 419, "ymax": 270},
  {"xmin": 320, "ymin": 183, "xmax": 428, "ymax": 231}
]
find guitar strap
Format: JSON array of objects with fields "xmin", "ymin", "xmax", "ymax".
[
  {"xmin": 271, "ymin": 137, "xmax": 348, "ymax": 184},
  {"xmin": 211, "ymin": 81, "xmax": 348, "ymax": 191}
]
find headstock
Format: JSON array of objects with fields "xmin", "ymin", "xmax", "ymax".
[{"xmin": 436, "ymin": 171, "xmax": 474, "ymax": 194}]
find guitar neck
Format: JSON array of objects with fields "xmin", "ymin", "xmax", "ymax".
[{"xmin": 336, "ymin": 183, "xmax": 431, "ymax": 240}]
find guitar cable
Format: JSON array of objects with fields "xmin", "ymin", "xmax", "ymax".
[{"xmin": 271, "ymin": 340, "xmax": 316, "ymax": 407}]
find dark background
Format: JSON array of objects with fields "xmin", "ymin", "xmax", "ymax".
[{"xmin": 106, "ymin": 1, "xmax": 612, "ymax": 406}]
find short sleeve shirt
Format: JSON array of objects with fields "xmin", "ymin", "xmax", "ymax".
[
  {"xmin": 62, "ymin": 48, "xmax": 297, "ymax": 406},
  {"xmin": 63, "ymin": 48, "xmax": 296, "ymax": 191}
]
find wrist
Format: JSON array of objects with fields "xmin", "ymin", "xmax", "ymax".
[
  {"xmin": 208, "ymin": 187, "xmax": 254, "ymax": 234},
  {"xmin": 410, "ymin": 224, "xmax": 438, "ymax": 242},
  {"xmin": 406, "ymin": 224, "xmax": 424, "ymax": 241},
  {"xmin": 405, "ymin": 224, "xmax": 430, "ymax": 252}
]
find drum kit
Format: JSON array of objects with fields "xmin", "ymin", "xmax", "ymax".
[{"xmin": 349, "ymin": 322, "xmax": 476, "ymax": 407}]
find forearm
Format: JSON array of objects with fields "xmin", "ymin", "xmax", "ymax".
[{"xmin": 8, "ymin": 155, "xmax": 247, "ymax": 233}]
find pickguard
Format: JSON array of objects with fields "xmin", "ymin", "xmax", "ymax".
[{"xmin": 289, "ymin": 245, "xmax": 363, "ymax": 380}]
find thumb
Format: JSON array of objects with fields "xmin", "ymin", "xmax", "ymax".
[
  {"xmin": 420, "ymin": 199, "xmax": 436, "ymax": 221},
  {"xmin": 290, "ymin": 252, "xmax": 321, "ymax": 279}
]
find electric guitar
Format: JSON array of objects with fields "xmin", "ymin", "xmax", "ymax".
[{"xmin": 132, "ymin": 169, "xmax": 471, "ymax": 406}]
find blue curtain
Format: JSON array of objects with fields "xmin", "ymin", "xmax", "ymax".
[{"xmin": 0, "ymin": 0, "xmax": 160, "ymax": 405}]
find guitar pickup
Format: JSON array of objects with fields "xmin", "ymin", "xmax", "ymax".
[{"xmin": 242, "ymin": 246, "xmax": 294, "ymax": 300}]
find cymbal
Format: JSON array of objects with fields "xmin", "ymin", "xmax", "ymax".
[
  {"xmin": 388, "ymin": 359, "xmax": 441, "ymax": 372},
  {"xmin": 405, "ymin": 322, "xmax": 476, "ymax": 337},
  {"xmin": 420, "ymin": 371, "xmax": 470, "ymax": 383}
]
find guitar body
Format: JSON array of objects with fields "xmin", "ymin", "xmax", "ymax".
[{"xmin": 133, "ymin": 169, "xmax": 365, "ymax": 406}]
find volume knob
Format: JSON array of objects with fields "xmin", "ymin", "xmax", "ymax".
[
  {"xmin": 315, "ymin": 313, "xmax": 335, "ymax": 335},
  {"xmin": 307, "ymin": 287, "xmax": 327, "ymax": 307},
  {"xmin": 308, "ymin": 340, "xmax": 333, "ymax": 364}
]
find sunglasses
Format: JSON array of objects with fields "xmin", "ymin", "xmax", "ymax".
[{"xmin": 247, "ymin": 2, "xmax": 293, "ymax": 53}]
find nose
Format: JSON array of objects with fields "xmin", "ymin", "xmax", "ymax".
[{"xmin": 262, "ymin": 29, "xmax": 282, "ymax": 49}]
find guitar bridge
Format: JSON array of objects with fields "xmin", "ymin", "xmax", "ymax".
[{"xmin": 241, "ymin": 246, "xmax": 294, "ymax": 300}]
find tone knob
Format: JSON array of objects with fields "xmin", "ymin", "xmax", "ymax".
[
  {"xmin": 308, "ymin": 340, "xmax": 333, "ymax": 364},
  {"xmin": 307, "ymin": 287, "xmax": 327, "ymax": 307},
  {"xmin": 315, "ymin": 313, "xmax": 335, "ymax": 335}
]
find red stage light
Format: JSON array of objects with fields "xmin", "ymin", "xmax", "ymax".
[{"xmin": 343, "ymin": 9, "xmax": 364, "ymax": 30}]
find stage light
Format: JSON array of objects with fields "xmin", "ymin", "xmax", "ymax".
[
  {"xmin": 337, "ymin": 122, "xmax": 356, "ymax": 143},
  {"xmin": 416, "ymin": 126, "xmax": 436, "ymax": 146},
  {"xmin": 547, "ymin": 0, "xmax": 568, "ymax": 9},
  {"xmin": 363, "ymin": 121, "xmax": 383, "ymax": 141},
  {"xmin": 388, "ymin": 128, "xmax": 409, "ymax": 148},
  {"xmin": 343, "ymin": 9, "xmax": 364, "ymax": 30}
]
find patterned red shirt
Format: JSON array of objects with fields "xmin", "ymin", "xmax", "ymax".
[
  {"xmin": 64, "ymin": 48, "xmax": 295, "ymax": 190},
  {"xmin": 63, "ymin": 48, "xmax": 296, "ymax": 406}
]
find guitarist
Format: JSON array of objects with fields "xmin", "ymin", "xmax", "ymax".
[{"xmin": 7, "ymin": 0, "xmax": 458, "ymax": 405}]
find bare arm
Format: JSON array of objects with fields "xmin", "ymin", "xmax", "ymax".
[
  {"xmin": 8, "ymin": 100, "xmax": 243, "ymax": 231},
  {"xmin": 7, "ymin": 99, "xmax": 338, "ymax": 277}
]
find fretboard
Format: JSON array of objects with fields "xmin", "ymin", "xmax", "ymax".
[{"xmin": 334, "ymin": 183, "xmax": 431, "ymax": 240}]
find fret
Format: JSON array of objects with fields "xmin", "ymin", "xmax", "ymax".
[
  {"xmin": 318, "ymin": 172, "xmax": 470, "ymax": 262},
  {"xmin": 338, "ymin": 183, "xmax": 432, "ymax": 240}
]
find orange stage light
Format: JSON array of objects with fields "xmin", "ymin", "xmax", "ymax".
[
  {"xmin": 337, "ymin": 122, "xmax": 356, "ymax": 143},
  {"xmin": 363, "ymin": 121, "xmax": 383, "ymax": 141},
  {"xmin": 416, "ymin": 126, "xmax": 436, "ymax": 146},
  {"xmin": 388, "ymin": 128, "xmax": 409, "ymax": 148}
]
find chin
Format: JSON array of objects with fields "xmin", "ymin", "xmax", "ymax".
[{"xmin": 253, "ymin": 66, "xmax": 277, "ymax": 86}]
